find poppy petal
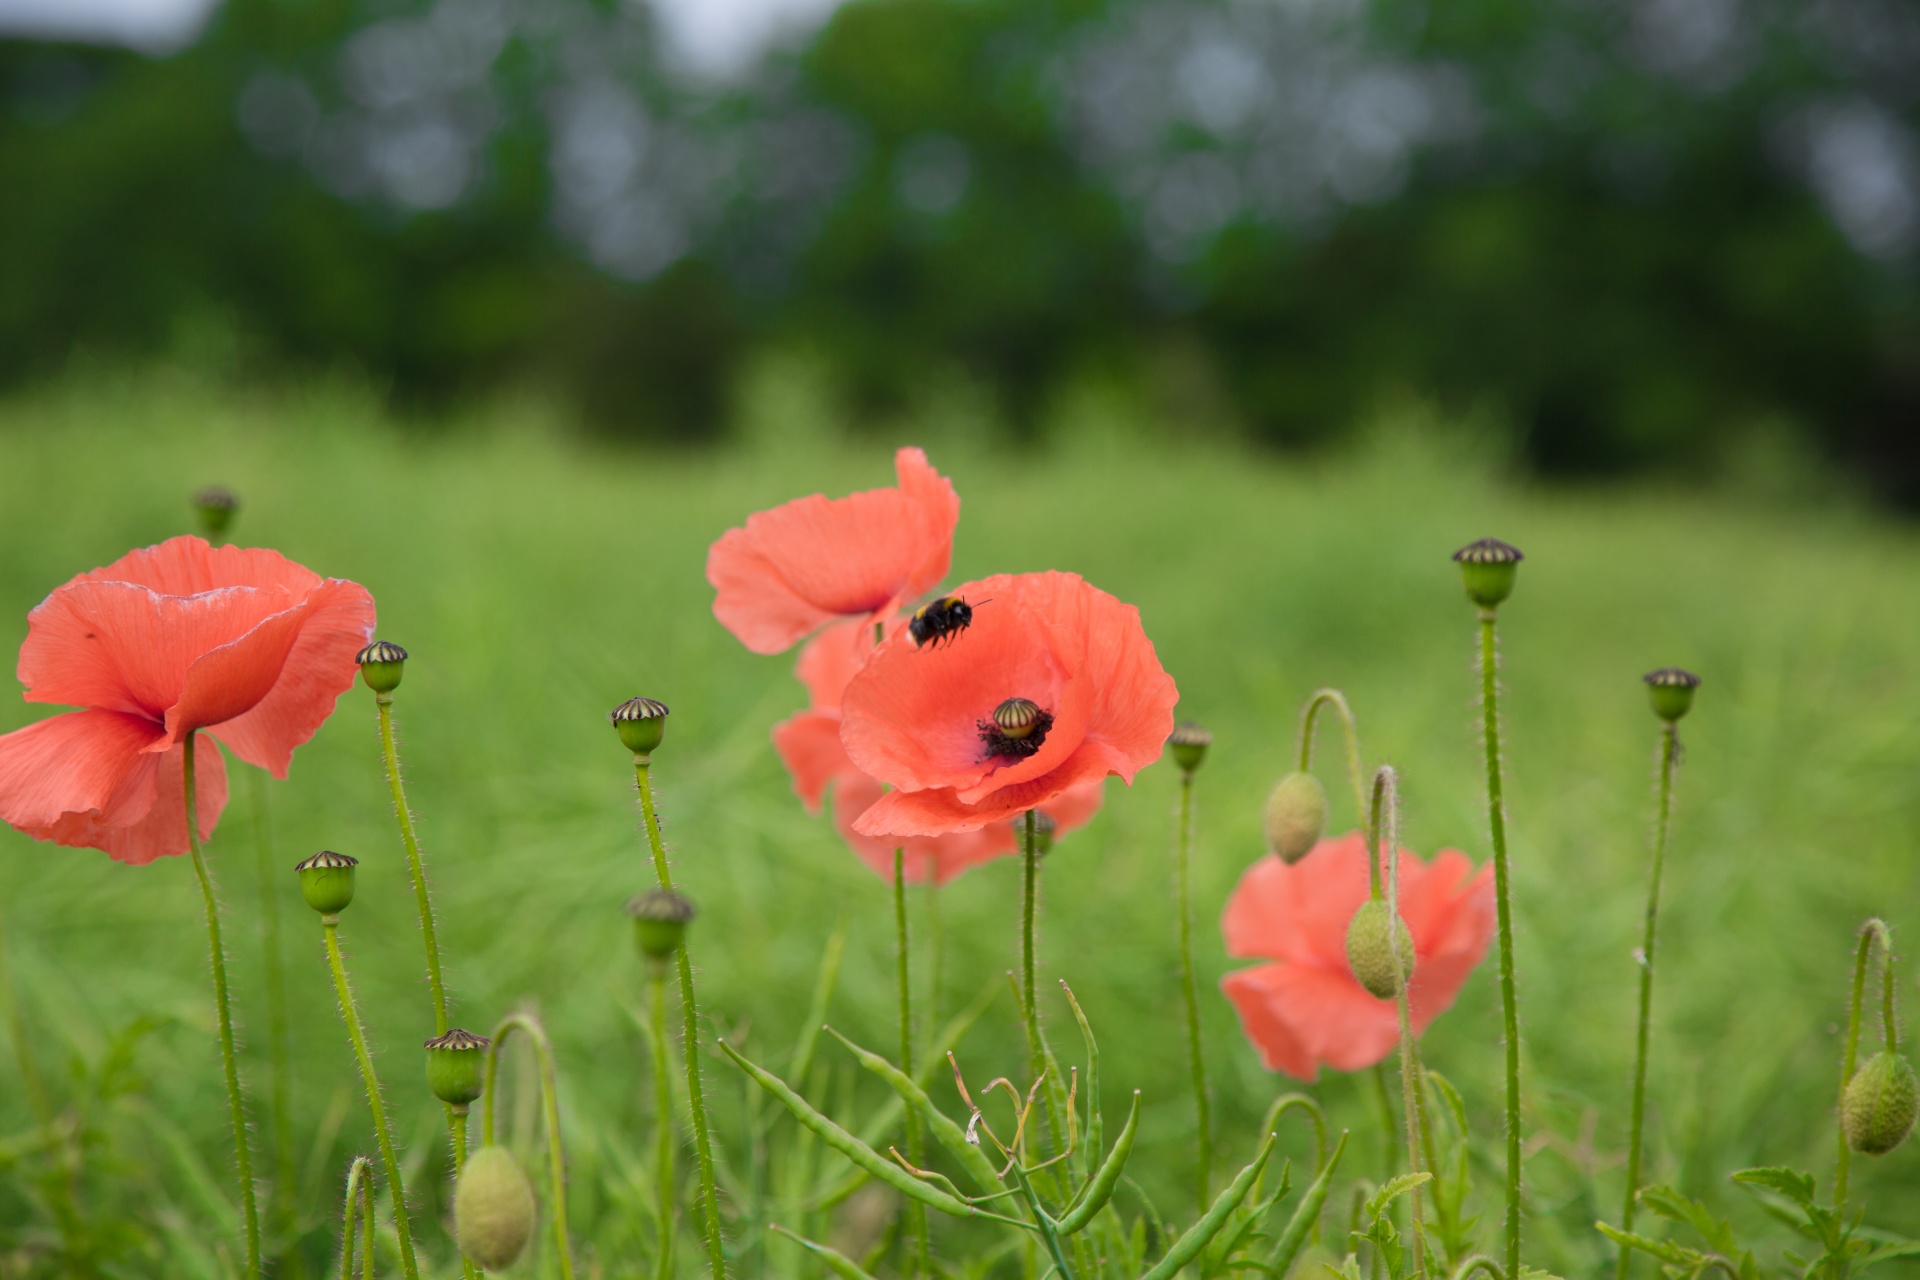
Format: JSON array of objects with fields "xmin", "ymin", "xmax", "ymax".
[
  {"xmin": 75, "ymin": 536, "xmax": 324, "ymax": 597},
  {"xmin": 831, "ymin": 772, "xmax": 1018, "ymax": 885},
  {"xmin": 1222, "ymin": 961, "xmax": 1401, "ymax": 1080},
  {"xmin": 795, "ymin": 618, "xmax": 891, "ymax": 711},
  {"xmin": 851, "ymin": 739, "xmax": 1131, "ymax": 837},
  {"xmin": 772, "ymin": 710, "xmax": 854, "ymax": 813}
]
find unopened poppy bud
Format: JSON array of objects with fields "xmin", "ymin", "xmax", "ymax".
[
  {"xmin": 1169, "ymin": 722, "xmax": 1212, "ymax": 774},
  {"xmin": 1264, "ymin": 772, "xmax": 1327, "ymax": 864},
  {"xmin": 1643, "ymin": 668, "xmax": 1701, "ymax": 723},
  {"xmin": 294, "ymin": 851, "xmax": 357, "ymax": 916},
  {"xmin": 424, "ymin": 1028, "xmax": 490, "ymax": 1106},
  {"xmin": 611, "ymin": 697, "xmax": 670, "ymax": 758},
  {"xmin": 192, "ymin": 486, "xmax": 238, "ymax": 539},
  {"xmin": 1452, "ymin": 538, "xmax": 1523, "ymax": 609},
  {"xmin": 1841, "ymin": 1051, "xmax": 1918, "ymax": 1156},
  {"xmin": 455, "ymin": 1144, "xmax": 537, "ymax": 1271},
  {"xmin": 627, "ymin": 888, "xmax": 695, "ymax": 962},
  {"xmin": 356, "ymin": 641, "xmax": 408, "ymax": 694},
  {"xmin": 1346, "ymin": 899, "xmax": 1416, "ymax": 999}
]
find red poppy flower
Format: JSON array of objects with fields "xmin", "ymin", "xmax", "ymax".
[
  {"xmin": 707, "ymin": 447, "xmax": 961, "ymax": 655},
  {"xmin": 1219, "ymin": 833, "xmax": 1495, "ymax": 1081},
  {"xmin": 771, "ymin": 618, "xmax": 1104, "ymax": 883},
  {"xmin": 838, "ymin": 571, "xmax": 1175, "ymax": 838},
  {"xmin": 0, "ymin": 537, "xmax": 376, "ymax": 865}
]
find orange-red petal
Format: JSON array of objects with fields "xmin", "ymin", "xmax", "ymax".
[
  {"xmin": 794, "ymin": 617, "xmax": 895, "ymax": 711},
  {"xmin": 771, "ymin": 710, "xmax": 854, "ymax": 813},
  {"xmin": 830, "ymin": 772, "xmax": 1018, "ymax": 885},
  {"xmin": 852, "ymin": 739, "xmax": 1132, "ymax": 836},
  {"xmin": 1221, "ymin": 962, "xmax": 1401, "ymax": 1081}
]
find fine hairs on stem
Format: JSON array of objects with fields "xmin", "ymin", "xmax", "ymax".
[
  {"xmin": 648, "ymin": 971, "xmax": 676, "ymax": 1280},
  {"xmin": 245, "ymin": 767, "xmax": 298, "ymax": 1243},
  {"xmin": 632, "ymin": 758, "xmax": 727, "ymax": 1279},
  {"xmin": 895, "ymin": 849, "xmax": 931, "ymax": 1276},
  {"xmin": 1018, "ymin": 810, "xmax": 1066, "ymax": 1158},
  {"xmin": 320, "ymin": 912, "xmax": 421, "ymax": 1280},
  {"xmin": 182, "ymin": 731, "xmax": 263, "ymax": 1279},
  {"xmin": 1476, "ymin": 609, "xmax": 1524, "ymax": 1278},
  {"xmin": 1300, "ymin": 690, "xmax": 1371, "ymax": 842},
  {"xmin": 1174, "ymin": 759, "xmax": 1211, "ymax": 1211},
  {"xmin": 483, "ymin": 1013, "xmax": 575, "ymax": 1280},
  {"xmin": 1834, "ymin": 918, "xmax": 1897, "ymax": 1210},
  {"xmin": 341, "ymin": 1155, "xmax": 375, "ymax": 1280},
  {"xmin": 1371, "ymin": 766, "xmax": 1427, "ymax": 1276},
  {"xmin": 1617, "ymin": 721, "xmax": 1680, "ymax": 1278}
]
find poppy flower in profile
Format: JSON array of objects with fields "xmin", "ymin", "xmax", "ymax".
[
  {"xmin": 707, "ymin": 447, "xmax": 961, "ymax": 655},
  {"xmin": 1219, "ymin": 833, "xmax": 1495, "ymax": 1081},
  {"xmin": 0, "ymin": 537, "xmax": 376, "ymax": 865},
  {"xmin": 771, "ymin": 618, "xmax": 1104, "ymax": 883},
  {"xmin": 839, "ymin": 571, "xmax": 1176, "ymax": 838}
]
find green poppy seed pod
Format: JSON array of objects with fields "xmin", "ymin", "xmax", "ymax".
[
  {"xmin": 611, "ymin": 697, "xmax": 669, "ymax": 758},
  {"xmin": 1168, "ymin": 722, "xmax": 1212, "ymax": 775},
  {"xmin": 1345, "ymin": 899, "xmax": 1416, "ymax": 999},
  {"xmin": 991, "ymin": 697, "xmax": 1045, "ymax": 741},
  {"xmin": 424, "ymin": 1028, "xmax": 491, "ymax": 1106},
  {"xmin": 1264, "ymin": 772, "xmax": 1327, "ymax": 864},
  {"xmin": 1452, "ymin": 538, "xmax": 1524, "ymax": 609},
  {"xmin": 1644, "ymin": 668, "xmax": 1701, "ymax": 723},
  {"xmin": 192, "ymin": 486, "xmax": 238, "ymax": 539},
  {"xmin": 455, "ymin": 1145, "xmax": 537, "ymax": 1271},
  {"xmin": 1841, "ymin": 1051, "xmax": 1919, "ymax": 1156},
  {"xmin": 293, "ymin": 851, "xmax": 357, "ymax": 916},
  {"xmin": 356, "ymin": 640, "xmax": 408, "ymax": 695},
  {"xmin": 627, "ymin": 888, "xmax": 696, "ymax": 962}
]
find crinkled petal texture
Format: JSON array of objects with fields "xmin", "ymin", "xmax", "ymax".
[
  {"xmin": 0, "ymin": 712, "xmax": 226, "ymax": 866},
  {"xmin": 17, "ymin": 536, "xmax": 376, "ymax": 778},
  {"xmin": 842, "ymin": 571, "xmax": 1176, "ymax": 837},
  {"xmin": 708, "ymin": 448, "xmax": 960, "ymax": 655},
  {"xmin": 1220, "ymin": 833, "xmax": 1494, "ymax": 1080}
]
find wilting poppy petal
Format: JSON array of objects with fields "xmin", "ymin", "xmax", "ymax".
[{"xmin": 708, "ymin": 448, "xmax": 960, "ymax": 654}]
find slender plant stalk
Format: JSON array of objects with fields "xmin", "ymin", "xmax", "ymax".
[
  {"xmin": 1834, "ymin": 919, "xmax": 1895, "ymax": 1210},
  {"xmin": 894, "ymin": 850, "xmax": 931, "ymax": 1276},
  {"xmin": 342, "ymin": 1155, "xmax": 373, "ymax": 1280},
  {"xmin": 1175, "ymin": 768, "xmax": 1212, "ymax": 1212},
  {"xmin": 926, "ymin": 882, "xmax": 944, "ymax": 1050},
  {"xmin": 650, "ymin": 973, "xmax": 676, "ymax": 1280},
  {"xmin": 482, "ymin": 1014, "xmax": 576, "ymax": 1280},
  {"xmin": 634, "ymin": 760, "xmax": 727, "ymax": 1280},
  {"xmin": 1300, "ymin": 689, "xmax": 1371, "ymax": 840},
  {"xmin": 1019, "ymin": 810, "xmax": 1058, "ymax": 1152},
  {"xmin": 1373, "ymin": 767, "xmax": 1426, "ymax": 1276},
  {"xmin": 184, "ymin": 732, "xmax": 263, "ymax": 1278},
  {"xmin": 1617, "ymin": 724, "xmax": 1678, "ymax": 1279},
  {"xmin": 322, "ymin": 916, "xmax": 420, "ymax": 1280},
  {"xmin": 245, "ymin": 766, "xmax": 297, "ymax": 1240},
  {"xmin": 1477, "ymin": 611, "xmax": 1523, "ymax": 1279}
]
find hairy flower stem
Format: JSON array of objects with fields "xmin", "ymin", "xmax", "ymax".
[
  {"xmin": 482, "ymin": 1014, "xmax": 575, "ymax": 1280},
  {"xmin": 341, "ymin": 1155, "xmax": 374, "ymax": 1280},
  {"xmin": 1834, "ymin": 919, "xmax": 1896, "ymax": 1211},
  {"xmin": 1617, "ymin": 724, "xmax": 1678, "ymax": 1280},
  {"xmin": 1175, "ymin": 768, "xmax": 1212, "ymax": 1211},
  {"xmin": 1477, "ymin": 611, "xmax": 1523, "ymax": 1279},
  {"xmin": 1019, "ymin": 810, "xmax": 1067, "ymax": 1159},
  {"xmin": 1373, "ymin": 767, "xmax": 1426, "ymax": 1276},
  {"xmin": 1300, "ymin": 689, "xmax": 1371, "ymax": 842},
  {"xmin": 650, "ymin": 972, "xmax": 676, "ymax": 1280},
  {"xmin": 245, "ymin": 767, "xmax": 297, "ymax": 1239},
  {"xmin": 634, "ymin": 760, "xmax": 727, "ymax": 1280},
  {"xmin": 895, "ymin": 851, "xmax": 932, "ymax": 1276},
  {"xmin": 320, "ymin": 916, "xmax": 420, "ymax": 1280},
  {"xmin": 184, "ymin": 732, "xmax": 263, "ymax": 1279}
]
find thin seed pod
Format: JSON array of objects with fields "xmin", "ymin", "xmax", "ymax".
[
  {"xmin": 1056, "ymin": 1090, "xmax": 1141, "ymax": 1234},
  {"xmin": 769, "ymin": 1224, "xmax": 884, "ymax": 1280},
  {"xmin": 1061, "ymin": 982, "xmax": 1103, "ymax": 1176},
  {"xmin": 1268, "ymin": 1132, "xmax": 1350, "ymax": 1279},
  {"xmin": 1138, "ymin": 1132, "xmax": 1278, "ymax": 1280},
  {"xmin": 825, "ymin": 1028, "xmax": 1005, "ymax": 1195}
]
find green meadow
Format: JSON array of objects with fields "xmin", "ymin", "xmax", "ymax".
[{"xmin": 0, "ymin": 368, "xmax": 1914, "ymax": 1276}]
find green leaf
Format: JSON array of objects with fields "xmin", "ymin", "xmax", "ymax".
[
  {"xmin": 1596, "ymin": 1221, "xmax": 1704, "ymax": 1268},
  {"xmin": 825, "ymin": 1026, "xmax": 1005, "ymax": 1196},
  {"xmin": 769, "ymin": 1224, "xmax": 882, "ymax": 1280},
  {"xmin": 1364, "ymin": 1172, "xmax": 1433, "ymax": 1223},
  {"xmin": 1731, "ymin": 1168, "xmax": 1818, "ymax": 1211}
]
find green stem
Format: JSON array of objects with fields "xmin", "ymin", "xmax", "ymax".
[
  {"xmin": 322, "ymin": 918, "xmax": 420, "ymax": 1280},
  {"xmin": 184, "ymin": 732, "xmax": 262, "ymax": 1278},
  {"xmin": 1374, "ymin": 767, "xmax": 1425, "ymax": 1277},
  {"xmin": 1617, "ymin": 725, "xmax": 1677, "ymax": 1280},
  {"xmin": 245, "ymin": 766, "xmax": 297, "ymax": 1240},
  {"xmin": 651, "ymin": 973, "xmax": 677, "ymax": 1280},
  {"xmin": 342, "ymin": 1155, "xmax": 372, "ymax": 1280},
  {"xmin": 1477, "ymin": 611, "xmax": 1522, "ymax": 1279},
  {"xmin": 1835, "ymin": 919, "xmax": 1894, "ymax": 1211},
  {"xmin": 926, "ymin": 882, "xmax": 944, "ymax": 1055},
  {"xmin": 481, "ymin": 1013, "xmax": 575, "ymax": 1280},
  {"xmin": 1176, "ymin": 770, "xmax": 1212, "ymax": 1212},
  {"xmin": 635, "ymin": 759, "xmax": 727, "ymax": 1280},
  {"xmin": 1019, "ymin": 810, "xmax": 1061, "ymax": 1161},
  {"xmin": 895, "ymin": 851, "xmax": 931, "ymax": 1277},
  {"xmin": 375, "ymin": 695, "xmax": 450, "ymax": 1034},
  {"xmin": 1299, "ymin": 689, "xmax": 1371, "ymax": 843}
]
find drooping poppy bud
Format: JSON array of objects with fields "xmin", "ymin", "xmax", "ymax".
[
  {"xmin": 611, "ymin": 697, "xmax": 670, "ymax": 758},
  {"xmin": 1264, "ymin": 772, "xmax": 1327, "ymax": 864},
  {"xmin": 1643, "ymin": 668, "xmax": 1701, "ymax": 724},
  {"xmin": 424, "ymin": 1028, "xmax": 491, "ymax": 1106},
  {"xmin": 627, "ymin": 888, "xmax": 696, "ymax": 963},
  {"xmin": 1345, "ymin": 898, "xmax": 1416, "ymax": 999},
  {"xmin": 1452, "ymin": 538, "xmax": 1523, "ymax": 609},
  {"xmin": 192, "ymin": 486, "xmax": 238, "ymax": 540},
  {"xmin": 1169, "ymin": 722, "xmax": 1212, "ymax": 775},
  {"xmin": 455, "ymin": 1144, "xmax": 537, "ymax": 1271},
  {"xmin": 294, "ymin": 851, "xmax": 357, "ymax": 916},
  {"xmin": 356, "ymin": 641, "xmax": 408, "ymax": 695},
  {"xmin": 1842, "ymin": 1051, "xmax": 1919, "ymax": 1156}
]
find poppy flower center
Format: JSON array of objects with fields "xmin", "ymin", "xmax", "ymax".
[{"xmin": 980, "ymin": 697, "xmax": 1052, "ymax": 760}]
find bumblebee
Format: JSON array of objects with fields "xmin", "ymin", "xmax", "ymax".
[{"xmin": 908, "ymin": 595, "xmax": 980, "ymax": 648}]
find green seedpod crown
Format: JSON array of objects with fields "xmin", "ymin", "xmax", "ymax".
[
  {"xmin": 1168, "ymin": 722, "xmax": 1212, "ymax": 774},
  {"xmin": 424, "ymin": 1028, "xmax": 490, "ymax": 1106},
  {"xmin": 1644, "ymin": 668, "xmax": 1702, "ymax": 723},
  {"xmin": 355, "ymin": 640, "xmax": 408, "ymax": 694},
  {"xmin": 294, "ymin": 851, "xmax": 357, "ymax": 916},
  {"xmin": 1453, "ymin": 538, "xmax": 1523, "ymax": 609},
  {"xmin": 611, "ymin": 697, "xmax": 669, "ymax": 757}
]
